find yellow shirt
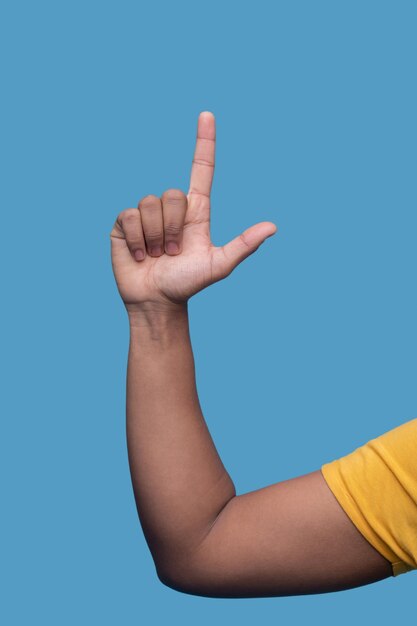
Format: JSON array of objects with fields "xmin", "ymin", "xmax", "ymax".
[{"xmin": 321, "ymin": 417, "xmax": 417, "ymax": 577}]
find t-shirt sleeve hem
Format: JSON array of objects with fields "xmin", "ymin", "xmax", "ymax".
[{"xmin": 320, "ymin": 463, "xmax": 412, "ymax": 577}]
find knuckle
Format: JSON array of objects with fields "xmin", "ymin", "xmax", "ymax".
[
  {"xmin": 164, "ymin": 223, "xmax": 182, "ymax": 236},
  {"xmin": 192, "ymin": 157, "xmax": 214, "ymax": 167},
  {"xmin": 111, "ymin": 219, "xmax": 124, "ymax": 237},
  {"xmin": 125, "ymin": 236, "xmax": 143, "ymax": 247},
  {"xmin": 239, "ymin": 232, "xmax": 252, "ymax": 249},
  {"xmin": 161, "ymin": 188, "xmax": 186, "ymax": 203},
  {"xmin": 139, "ymin": 194, "xmax": 159, "ymax": 209},
  {"xmin": 144, "ymin": 230, "xmax": 163, "ymax": 242},
  {"xmin": 121, "ymin": 208, "xmax": 139, "ymax": 225}
]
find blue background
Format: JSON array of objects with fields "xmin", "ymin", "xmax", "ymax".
[{"xmin": 1, "ymin": 0, "xmax": 416, "ymax": 623}]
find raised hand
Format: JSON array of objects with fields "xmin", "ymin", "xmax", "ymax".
[{"xmin": 110, "ymin": 112, "xmax": 277, "ymax": 313}]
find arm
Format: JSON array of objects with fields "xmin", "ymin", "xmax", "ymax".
[
  {"xmin": 126, "ymin": 303, "xmax": 236, "ymax": 574},
  {"xmin": 110, "ymin": 112, "xmax": 393, "ymax": 597},
  {"xmin": 125, "ymin": 307, "xmax": 392, "ymax": 598}
]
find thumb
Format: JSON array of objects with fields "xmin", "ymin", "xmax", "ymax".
[{"xmin": 212, "ymin": 221, "xmax": 278, "ymax": 280}]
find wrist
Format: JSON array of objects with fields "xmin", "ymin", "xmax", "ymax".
[{"xmin": 127, "ymin": 301, "xmax": 189, "ymax": 343}]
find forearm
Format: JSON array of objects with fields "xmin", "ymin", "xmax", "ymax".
[{"xmin": 126, "ymin": 304, "xmax": 236, "ymax": 576}]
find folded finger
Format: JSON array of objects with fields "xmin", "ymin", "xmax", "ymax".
[
  {"xmin": 117, "ymin": 208, "xmax": 146, "ymax": 262},
  {"xmin": 139, "ymin": 194, "xmax": 164, "ymax": 257},
  {"xmin": 161, "ymin": 189, "xmax": 187, "ymax": 255}
]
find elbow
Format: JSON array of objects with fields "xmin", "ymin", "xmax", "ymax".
[
  {"xmin": 156, "ymin": 564, "xmax": 203, "ymax": 597},
  {"xmin": 156, "ymin": 567, "xmax": 174, "ymax": 589},
  {"xmin": 152, "ymin": 540, "xmax": 208, "ymax": 596},
  {"xmin": 156, "ymin": 558, "xmax": 222, "ymax": 598},
  {"xmin": 155, "ymin": 496, "xmax": 237, "ymax": 597},
  {"xmin": 156, "ymin": 562, "xmax": 238, "ymax": 599}
]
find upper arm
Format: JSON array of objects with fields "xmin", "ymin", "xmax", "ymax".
[{"xmin": 159, "ymin": 469, "xmax": 393, "ymax": 597}]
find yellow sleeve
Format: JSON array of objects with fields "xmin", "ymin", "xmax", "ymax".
[{"xmin": 321, "ymin": 417, "xmax": 417, "ymax": 577}]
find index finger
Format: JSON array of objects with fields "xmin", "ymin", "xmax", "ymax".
[{"xmin": 188, "ymin": 111, "xmax": 216, "ymax": 200}]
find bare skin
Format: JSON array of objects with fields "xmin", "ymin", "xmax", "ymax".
[{"xmin": 110, "ymin": 112, "xmax": 393, "ymax": 598}]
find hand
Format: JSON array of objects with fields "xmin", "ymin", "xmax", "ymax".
[{"xmin": 110, "ymin": 112, "xmax": 278, "ymax": 314}]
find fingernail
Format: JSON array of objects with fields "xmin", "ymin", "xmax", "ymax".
[
  {"xmin": 150, "ymin": 246, "xmax": 163, "ymax": 256},
  {"xmin": 166, "ymin": 242, "xmax": 179, "ymax": 254},
  {"xmin": 134, "ymin": 249, "xmax": 145, "ymax": 261}
]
